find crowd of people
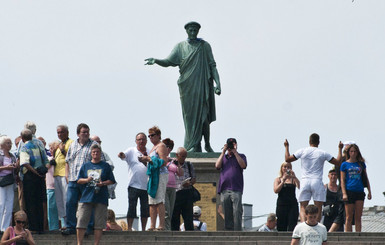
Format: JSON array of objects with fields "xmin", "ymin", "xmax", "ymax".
[
  {"xmin": 276, "ymin": 133, "xmax": 372, "ymax": 245},
  {"xmin": 0, "ymin": 122, "xmax": 223, "ymax": 244},
  {"xmin": 0, "ymin": 121, "xmax": 372, "ymax": 245}
]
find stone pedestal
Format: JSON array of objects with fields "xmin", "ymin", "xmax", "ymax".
[{"xmin": 171, "ymin": 152, "xmax": 223, "ymax": 231}]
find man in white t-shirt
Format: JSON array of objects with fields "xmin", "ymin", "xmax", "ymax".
[
  {"xmin": 291, "ymin": 204, "xmax": 327, "ymax": 245},
  {"xmin": 284, "ymin": 133, "xmax": 343, "ymax": 222},
  {"xmin": 118, "ymin": 132, "xmax": 150, "ymax": 231}
]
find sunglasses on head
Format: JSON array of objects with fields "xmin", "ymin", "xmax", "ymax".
[{"xmin": 16, "ymin": 220, "xmax": 26, "ymax": 224}]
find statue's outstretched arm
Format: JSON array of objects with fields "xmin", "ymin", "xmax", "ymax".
[{"xmin": 144, "ymin": 58, "xmax": 173, "ymax": 67}]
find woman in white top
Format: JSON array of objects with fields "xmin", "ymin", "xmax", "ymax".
[
  {"xmin": 139, "ymin": 126, "xmax": 169, "ymax": 231},
  {"xmin": 0, "ymin": 136, "xmax": 17, "ymax": 232}
]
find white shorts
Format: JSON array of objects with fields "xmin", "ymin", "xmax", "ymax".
[{"xmin": 298, "ymin": 178, "xmax": 326, "ymax": 202}]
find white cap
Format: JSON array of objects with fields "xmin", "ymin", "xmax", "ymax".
[
  {"xmin": 193, "ymin": 206, "xmax": 201, "ymax": 216},
  {"xmin": 343, "ymin": 141, "xmax": 356, "ymax": 146}
]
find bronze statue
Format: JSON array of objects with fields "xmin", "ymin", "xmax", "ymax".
[{"xmin": 145, "ymin": 22, "xmax": 221, "ymax": 152}]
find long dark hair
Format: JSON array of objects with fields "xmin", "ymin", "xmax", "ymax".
[{"xmin": 346, "ymin": 144, "xmax": 365, "ymax": 163}]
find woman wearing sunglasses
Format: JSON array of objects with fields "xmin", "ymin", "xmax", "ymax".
[
  {"xmin": 138, "ymin": 126, "xmax": 169, "ymax": 231},
  {"xmin": 1, "ymin": 210, "xmax": 35, "ymax": 245}
]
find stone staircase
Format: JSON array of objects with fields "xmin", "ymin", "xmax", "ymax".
[{"xmin": 28, "ymin": 231, "xmax": 385, "ymax": 245}]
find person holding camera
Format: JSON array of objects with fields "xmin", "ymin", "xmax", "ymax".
[
  {"xmin": 76, "ymin": 144, "xmax": 115, "ymax": 245},
  {"xmin": 215, "ymin": 138, "xmax": 247, "ymax": 231},
  {"xmin": 273, "ymin": 162, "xmax": 300, "ymax": 231}
]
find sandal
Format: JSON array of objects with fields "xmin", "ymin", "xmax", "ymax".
[
  {"xmin": 155, "ymin": 227, "xmax": 165, "ymax": 231},
  {"xmin": 147, "ymin": 228, "xmax": 156, "ymax": 231}
]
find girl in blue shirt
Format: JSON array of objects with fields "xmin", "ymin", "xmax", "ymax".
[{"xmin": 340, "ymin": 144, "xmax": 372, "ymax": 232}]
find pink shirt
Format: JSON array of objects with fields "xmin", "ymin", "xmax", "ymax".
[
  {"xmin": 167, "ymin": 161, "xmax": 182, "ymax": 188},
  {"xmin": 0, "ymin": 156, "xmax": 13, "ymax": 176},
  {"xmin": 46, "ymin": 165, "xmax": 55, "ymax": 189}
]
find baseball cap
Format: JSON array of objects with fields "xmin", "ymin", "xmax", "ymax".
[
  {"xmin": 343, "ymin": 141, "xmax": 356, "ymax": 146},
  {"xmin": 193, "ymin": 206, "xmax": 201, "ymax": 216},
  {"xmin": 226, "ymin": 138, "xmax": 237, "ymax": 145}
]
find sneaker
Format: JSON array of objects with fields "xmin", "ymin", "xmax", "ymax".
[{"xmin": 61, "ymin": 229, "xmax": 76, "ymax": 235}]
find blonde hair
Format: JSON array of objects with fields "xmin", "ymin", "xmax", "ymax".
[
  {"xmin": 14, "ymin": 210, "xmax": 28, "ymax": 222},
  {"xmin": 117, "ymin": 220, "xmax": 128, "ymax": 231},
  {"xmin": 278, "ymin": 162, "xmax": 292, "ymax": 178}
]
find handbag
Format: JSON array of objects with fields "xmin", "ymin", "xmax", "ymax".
[
  {"xmin": 36, "ymin": 165, "xmax": 48, "ymax": 175},
  {"xmin": 186, "ymin": 161, "xmax": 201, "ymax": 202},
  {"xmin": 0, "ymin": 174, "xmax": 15, "ymax": 187},
  {"xmin": 191, "ymin": 186, "xmax": 201, "ymax": 203},
  {"xmin": 0, "ymin": 153, "xmax": 16, "ymax": 187}
]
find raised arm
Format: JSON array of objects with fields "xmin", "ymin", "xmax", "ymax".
[
  {"xmin": 284, "ymin": 139, "xmax": 297, "ymax": 162},
  {"xmin": 215, "ymin": 145, "xmax": 227, "ymax": 169},
  {"xmin": 274, "ymin": 177, "xmax": 285, "ymax": 193},
  {"xmin": 329, "ymin": 141, "xmax": 343, "ymax": 166},
  {"xmin": 145, "ymin": 58, "xmax": 173, "ymax": 67},
  {"xmin": 232, "ymin": 149, "xmax": 246, "ymax": 169}
]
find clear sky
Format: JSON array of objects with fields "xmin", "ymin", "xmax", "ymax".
[{"xmin": 1, "ymin": 0, "xmax": 384, "ymax": 227}]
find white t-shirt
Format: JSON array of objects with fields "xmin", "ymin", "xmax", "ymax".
[
  {"xmin": 294, "ymin": 147, "xmax": 333, "ymax": 180},
  {"xmin": 123, "ymin": 147, "xmax": 149, "ymax": 190},
  {"xmin": 180, "ymin": 220, "xmax": 207, "ymax": 231},
  {"xmin": 292, "ymin": 222, "xmax": 327, "ymax": 245}
]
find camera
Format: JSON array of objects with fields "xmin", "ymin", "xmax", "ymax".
[
  {"xmin": 286, "ymin": 169, "xmax": 291, "ymax": 175},
  {"xmin": 49, "ymin": 159, "xmax": 57, "ymax": 166},
  {"xmin": 226, "ymin": 138, "xmax": 237, "ymax": 150},
  {"xmin": 88, "ymin": 171, "xmax": 101, "ymax": 193}
]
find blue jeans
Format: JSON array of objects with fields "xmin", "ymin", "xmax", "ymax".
[
  {"xmin": 47, "ymin": 189, "xmax": 59, "ymax": 230},
  {"xmin": 66, "ymin": 181, "xmax": 93, "ymax": 231},
  {"xmin": 221, "ymin": 190, "xmax": 243, "ymax": 231}
]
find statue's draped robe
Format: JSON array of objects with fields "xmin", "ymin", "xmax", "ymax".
[{"xmin": 166, "ymin": 40, "xmax": 217, "ymax": 151}]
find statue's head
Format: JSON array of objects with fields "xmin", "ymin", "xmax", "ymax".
[{"xmin": 184, "ymin": 21, "xmax": 201, "ymax": 40}]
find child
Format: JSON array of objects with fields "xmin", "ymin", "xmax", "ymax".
[{"xmin": 291, "ymin": 205, "xmax": 327, "ymax": 245}]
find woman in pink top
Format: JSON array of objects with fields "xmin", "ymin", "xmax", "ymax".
[{"xmin": 162, "ymin": 138, "xmax": 184, "ymax": 231}]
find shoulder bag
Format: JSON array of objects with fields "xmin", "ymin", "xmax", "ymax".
[{"xmin": 187, "ymin": 161, "xmax": 201, "ymax": 202}]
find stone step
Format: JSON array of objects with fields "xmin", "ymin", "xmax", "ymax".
[{"xmin": 28, "ymin": 231, "xmax": 385, "ymax": 245}]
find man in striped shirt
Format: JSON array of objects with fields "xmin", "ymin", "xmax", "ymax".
[{"xmin": 62, "ymin": 123, "xmax": 104, "ymax": 235}]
